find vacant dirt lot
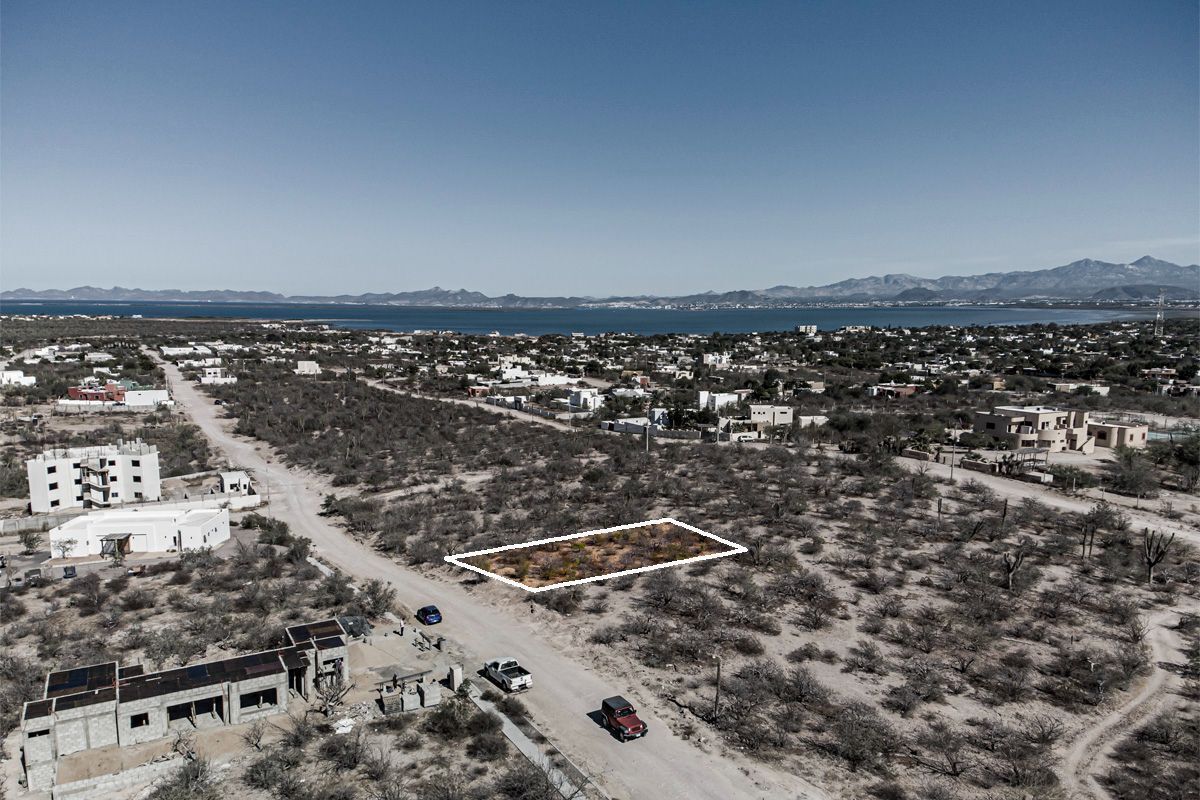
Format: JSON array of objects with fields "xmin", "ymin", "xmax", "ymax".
[{"xmin": 462, "ymin": 520, "xmax": 737, "ymax": 588}]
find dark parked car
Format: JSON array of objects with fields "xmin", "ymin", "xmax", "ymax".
[
  {"xmin": 600, "ymin": 696, "xmax": 647, "ymax": 741},
  {"xmin": 62, "ymin": 565, "xmax": 77, "ymax": 579},
  {"xmin": 416, "ymin": 605, "xmax": 442, "ymax": 625}
]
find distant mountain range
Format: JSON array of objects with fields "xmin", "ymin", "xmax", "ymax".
[{"xmin": 3, "ymin": 256, "xmax": 1196, "ymax": 308}]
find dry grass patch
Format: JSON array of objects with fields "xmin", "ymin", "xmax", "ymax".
[{"xmin": 455, "ymin": 519, "xmax": 743, "ymax": 589}]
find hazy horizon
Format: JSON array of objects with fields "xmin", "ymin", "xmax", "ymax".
[
  {"xmin": 3, "ymin": 2, "xmax": 1197, "ymax": 296},
  {"xmin": 2, "ymin": 252, "xmax": 1198, "ymax": 298}
]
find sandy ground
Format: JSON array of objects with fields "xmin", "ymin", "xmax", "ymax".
[
  {"xmin": 366, "ymin": 379, "xmax": 577, "ymax": 432},
  {"xmin": 156, "ymin": 355, "xmax": 820, "ymax": 800},
  {"xmin": 1059, "ymin": 607, "xmax": 1187, "ymax": 800},
  {"xmin": 892, "ymin": 452, "xmax": 1200, "ymax": 794},
  {"xmin": 894, "ymin": 453, "xmax": 1200, "ymax": 550}
]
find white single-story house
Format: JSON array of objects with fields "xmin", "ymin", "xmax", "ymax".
[
  {"xmin": 49, "ymin": 507, "xmax": 230, "ymax": 559},
  {"xmin": 218, "ymin": 471, "xmax": 253, "ymax": 495}
]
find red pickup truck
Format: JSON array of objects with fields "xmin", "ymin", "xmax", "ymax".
[{"xmin": 600, "ymin": 696, "xmax": 648, "ymax": 741}]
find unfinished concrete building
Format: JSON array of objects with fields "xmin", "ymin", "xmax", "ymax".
[{"xmin": 20, "ymin": 619, "xmax": 350, "ymax": 791}]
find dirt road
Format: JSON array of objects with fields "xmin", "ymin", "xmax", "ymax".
[
  {"xmin": 896, "ymin": 455, "xmax": 1200, "ymax": 550},
  {"xmin": 1059, "ymin": 608, "xmax": 1186, "ymax": 799},
  {"xmin": 158, "ymin": 359, "xmax": 819, "ymax": 800},
  {"xmin": 366, "ymin": 379, "xmax": 579, "ymax": 432}
]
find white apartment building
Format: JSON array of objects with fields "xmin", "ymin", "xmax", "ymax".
[
  {"xmin": 295, "ymin": 360, "xmax": 321, "ymax": 375},
  {"xmin": 49, "ymin": 507, "xmax": 230, "ymax": 559},
  {"xmin": 26, "ymin": 441, "xmax": 162, "ymax": 514}
]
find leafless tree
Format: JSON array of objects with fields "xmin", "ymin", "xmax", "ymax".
[
  {"xmin": 241, "ymin": 719, "xmax": 266, "ymax": 751},
  {"xmin": 314, "ymin": 675, "xmax": 354, "ymax": 717},
  {"xmin": 171, "ymin": 729, "xmax": 197, "ymax": 758},
  {"xmin": 1141, "ymin": 530, "xmax": 1175, "ymax": 585},
  {"xmin": 912, "ymin": 719, "xmax": 971, "ymax": 777}
]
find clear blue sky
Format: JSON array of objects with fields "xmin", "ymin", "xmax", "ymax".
[{"xmin": 2, "ymin": 1, "xmax": 1197, "ymax": 296}]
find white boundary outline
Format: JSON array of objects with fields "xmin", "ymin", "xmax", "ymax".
[{"xmin": 443, "ymin": 517, "xmax": 747, "ymax": 593}]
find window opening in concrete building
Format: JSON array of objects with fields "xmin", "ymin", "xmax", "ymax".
[
  {"xmin": 166, "ymin": 702, "xmax": 192, "ymax": 724},
  {"xmin": 239, "ymin": 688, "xmax": 278, "ymax": 710}
]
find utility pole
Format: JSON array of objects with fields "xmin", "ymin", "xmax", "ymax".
[
  {"xmin": 948, "ymin": 422, "xmax": 961, "ymax": 482},
  {"xmin": 712, "ymin": 654, "xmax": 722, "ymax": 719},
  {"xmin": 1153, "ymin": 290, "xmax": 1165, "ymax": 337}
]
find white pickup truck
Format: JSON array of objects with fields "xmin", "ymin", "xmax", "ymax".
[{"xmin": 484, "ymin": 658, "xmax": 533, "ymax": 692}]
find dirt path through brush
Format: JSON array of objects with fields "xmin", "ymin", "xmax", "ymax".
[{"xmin": 1059, "ymin": 608, "xmax": 1186, "ymax": 799}]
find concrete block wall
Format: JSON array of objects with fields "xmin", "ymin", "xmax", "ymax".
[
  {"xmin": 27, "ymin": 759, "xmax": 57, "ymax": 792},
  {"xmin": 51, "ymin": 756, "xmax": 183, "ymax": 799},
  {"xmin": 86, "ymin": 711, "xmax": 118, "ymax": 749},
  {"xmin": 162, "ymin": 685, "xmax": 231, "ymax": 728},
  {"xmin": 23, "ymin": 729, "xmax": 55, "ymax": 764},
  {"xmin": 228, "ymin": 674, "xmax": 287, "ymax": 724},
  {"xmin": 52, "ymin": 701, "xmax": 116, "ymax": 757},
  {"xmin": 116, "ymin": 695, "xmax": 172, "ymax": 746},
  {"xmin": 53, "ymin": 718, "xmax": 87, "ymax": 757}
]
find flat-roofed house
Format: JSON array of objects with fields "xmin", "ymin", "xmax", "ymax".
[
  {"xmin": 1087, "ymin": 420, "xmax": 1150, "ymax": 449},
  {"xmin": 219, "ymin": 470, "xmax": 254, "ymax": 495},
  {"xmin": 568, "ymin": 387, "xmax": 604, "ymax": 411},
  {"xmin": 20, "ymin": 620, "xmax": 351, "ymax": 790},
  {"xmin": 749, "ymin": 404, "xmax": 795, "ymax": 430},
  {"xmin": 199, "ymin": 366, "xmax": 238, "ymax": 385},
  {"xmin": 973, "ymin": 405, "xmax": 1092, "ymax": 452},
  {"xmin": 49, "ymin": 507, "xmax": 230, "ymax": 559},
  {"xmin": 866, "ymin": 382, "xmax": 919, "ymax": 399}
]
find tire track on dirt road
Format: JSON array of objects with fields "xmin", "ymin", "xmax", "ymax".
[{"xmin": 1059, "ymin": 608, "xmax": 1186, "ymax": 800}]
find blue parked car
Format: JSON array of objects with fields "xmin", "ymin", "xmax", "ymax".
[{"xmin": 416, "ymin": 605, "xmax": 442, "ymax": 625}]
